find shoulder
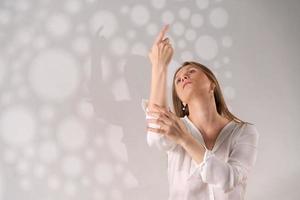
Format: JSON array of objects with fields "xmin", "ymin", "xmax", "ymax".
[
  {"xmin": 241, "ymin": 122, "xmax": 259, "ymax": 136},
  {"xmin": 233, "ymin": 121, "xmax": 260, "ymax": 146}
]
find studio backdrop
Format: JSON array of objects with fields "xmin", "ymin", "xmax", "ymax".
[{"xmin": 0, "ymin": 0, "xmax": 299, "ymax": 199}]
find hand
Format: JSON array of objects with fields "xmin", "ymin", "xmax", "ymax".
[
  {"xmin": 146, "ymin": 104, "xmax": 190, "ymax": 145},
  {"xmin": 148, "ymin": 24, "xmax": 174, "ymax": 69}
]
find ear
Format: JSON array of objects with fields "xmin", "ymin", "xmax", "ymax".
[{"xmin": 210, "ymin": 82, "xmax": 216, "ymax": 91}]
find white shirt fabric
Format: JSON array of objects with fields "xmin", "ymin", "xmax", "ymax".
[{"xmin": 141, "ymin": 99, "xmax": 259, "ymax": 200}]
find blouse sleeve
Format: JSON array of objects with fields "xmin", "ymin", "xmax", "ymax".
[
  {"xmin": 141, "ymin": 98, "xmax": 177, "ymax": 152},
  {"xmin": 187, "ymin": 123, "xmax": 259, "ymax": 193}
]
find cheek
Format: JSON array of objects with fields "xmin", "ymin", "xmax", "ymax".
[
  {"xmin": 175, "ymin": 87, "xmax": 182, "ymax": 98},
  {"xmin": 174, "ymin": 83, "xmax": 178, "ymax": 90},
  {"xmin": 175, "ymin": 89, "xmax": 179, "ymax": 99}
]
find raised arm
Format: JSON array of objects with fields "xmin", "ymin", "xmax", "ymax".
[
  {"xmin": 142, "ymin": 25, "xmax": 176, "ymax": 151},
  {"xmin": 147, "ymin": 24, "xmax": 173, "ymax": 110}
]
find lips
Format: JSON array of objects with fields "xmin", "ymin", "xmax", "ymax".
[{"xmin": 183, "ymin": 82, "xmax": 192, "ymax": 89}]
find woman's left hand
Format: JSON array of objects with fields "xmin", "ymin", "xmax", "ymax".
[{"xmin": 146, "ymin": 104, "xmax": 190, "ymax": 145}]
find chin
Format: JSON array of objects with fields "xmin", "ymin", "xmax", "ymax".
[{"xmin": 180, "ymin": 92, "xmax": 192, "ymax": 103}]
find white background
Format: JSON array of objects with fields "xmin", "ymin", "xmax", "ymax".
[{"xmin": 0, "ymin": 0, "xmax": 299, "ymax": 199}]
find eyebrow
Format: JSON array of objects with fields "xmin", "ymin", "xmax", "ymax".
[{"xmin": 175, "ymin": 66, "xmax": 195, "ymax": 80}]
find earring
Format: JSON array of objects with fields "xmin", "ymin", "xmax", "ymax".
[{"xmin": 182, "ymin": 104, "xmax": 186, "ymax": 111}]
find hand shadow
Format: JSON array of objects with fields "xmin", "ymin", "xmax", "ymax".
[{"xmin": 88, "ymin": 28, "xmax": 169, "ymax": 200}]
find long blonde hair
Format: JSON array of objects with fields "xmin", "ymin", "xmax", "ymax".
[{"xmin": 172, "ymin": 61, "xmax": 250, "ymax": 125}]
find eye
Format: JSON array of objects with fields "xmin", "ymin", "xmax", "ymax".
[{"xmin": 189, "ymin": 69, "xmax": 195, "ymax": 73}]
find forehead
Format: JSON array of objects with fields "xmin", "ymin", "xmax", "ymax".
[{"xmin": 175, "ymin": 65, "xmax": 195, "ymax": 79}]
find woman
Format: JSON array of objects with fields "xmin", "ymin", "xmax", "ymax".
[{"xmin": 141, "ymin": 24, "xmax": 259, "ymax": 200}]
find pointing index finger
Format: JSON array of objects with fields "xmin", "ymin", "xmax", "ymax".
[{"xmin": 154, "ymin": 24, "xmax": 169, "ymax": 44}]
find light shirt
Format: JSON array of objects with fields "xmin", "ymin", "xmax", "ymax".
[{"xmin": 142, "ymin": 99, "xmax": 259, "ymax": 200}]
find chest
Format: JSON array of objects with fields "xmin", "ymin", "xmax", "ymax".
[{"xmin": 202, "ymin": 136, "xmax": 218, "ymax": 150}]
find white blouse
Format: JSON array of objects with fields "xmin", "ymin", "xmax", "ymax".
[{"xmin": 141, "ymin": 99, "xmax": 259, "ymax": 200}]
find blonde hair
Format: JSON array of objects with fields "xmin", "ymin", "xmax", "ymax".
[{"xmin": 172, "ymin": 61, "xmax": 250, "ymax": 125}]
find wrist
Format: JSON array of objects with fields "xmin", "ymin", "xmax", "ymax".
[{"xmin": 152, "ymin": 65, "xmax": 168, "ymax": 72}]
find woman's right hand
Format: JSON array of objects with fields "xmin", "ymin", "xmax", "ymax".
[{"xmin": 148, "ymin": 24, "xmax": 174, "ymax": 70}]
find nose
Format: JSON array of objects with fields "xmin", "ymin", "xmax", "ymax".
[{"xmin": 180, "ymin": 75, "xmax": 189, "ymax": 83}]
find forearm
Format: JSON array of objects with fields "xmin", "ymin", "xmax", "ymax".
[
  {"xmin": 148, "ymin": 66, "xmax": 168, "ymax": 109},
  {"xmin": 180, "ymin": 133, "xmax": 206, "ymax": 165}
]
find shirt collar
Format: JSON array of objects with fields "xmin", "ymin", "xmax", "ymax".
[{"xmin": 182, "ymin": 115, "xmax": 238, "ymax": 152}]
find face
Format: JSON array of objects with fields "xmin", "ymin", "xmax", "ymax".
[{"xmin": 174, "ymin": 65, "xmax": 214, "ymax": 103}]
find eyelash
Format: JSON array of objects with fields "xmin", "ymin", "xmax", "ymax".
[{"xmin": 176, "ymin": 69, "xmax": 195, "ymax": 83}]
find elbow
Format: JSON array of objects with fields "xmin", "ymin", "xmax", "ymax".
[
  {"xmin": 147, "ymin": 133, "xmax": 177, "ymax": 152},
  {"xmin": 221, "ymin": 165, "xmax": 248, "ymax": 193}
]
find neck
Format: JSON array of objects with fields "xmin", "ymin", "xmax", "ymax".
[{"xmin": 187, "ymin": 96, "xmax": 228, "ymax": 138}]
